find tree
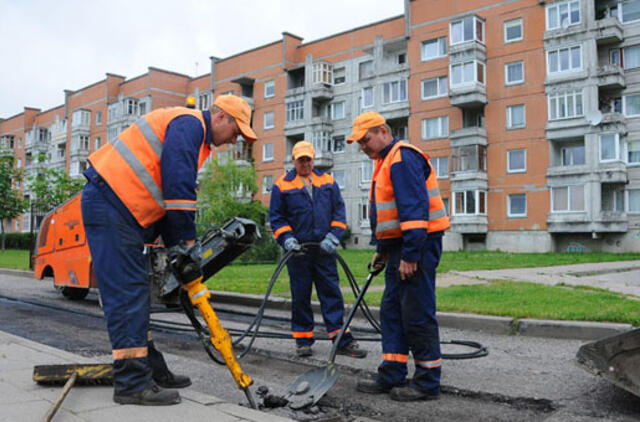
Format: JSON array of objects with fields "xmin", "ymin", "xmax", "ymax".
[
  {"xmin": 0, "ymin": 150, "xmax": 28, "ymax": 251},
  {"xmin": 27, "ymin": 153, "xmax": 85, "ymax": 212}
]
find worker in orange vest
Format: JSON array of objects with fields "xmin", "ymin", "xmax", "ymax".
[
  {"xmin": 347, "ymin": 111, "xmax": 449, "ymax": 402},
  {"xmin": 81, "ymin": 95, "xmax": 256, "ymax": 405}
]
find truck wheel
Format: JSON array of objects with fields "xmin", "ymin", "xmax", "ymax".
[{"xmin": 61, "ymin": 286, "xmax": 89, "ymax": 300}]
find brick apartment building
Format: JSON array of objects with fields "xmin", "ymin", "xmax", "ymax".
[{"xmin": 1, "ymin": 0, "xmax": 640, "ymax": 252}]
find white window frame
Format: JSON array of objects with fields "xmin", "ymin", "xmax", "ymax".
[
  {"xmin": 551, "ymin": 185, "xmax": 585, "ymax": 212},
  {"xmin": 601, "ymin": 184, "xmax": 625, "ymax": 212},
  {"xmin": 433, "ymin": 156, "xmax": 449, "ymax": 179},
  {"xmin": 507, "ymin": 104, "xmax": 526, "ymax": 129},
  {"xmin": 453, "ymin": 190, "xmax": 487, "ymax": 215},
  {"xmin": 198, "ymin": 92, "xmax": 212, "ymax": 110},
  {"xmin": 94, "ymin": 137, "xmax": 101, "ymax": 150},
  {"xmin": 264, "ymin": 80, "xmax": 275, "ymax": 98},
  {"xmin": 621, "ymin": 0, "xmax": 640, "ymax": 24},
  {"xmin": 421, "ymin": 76, "xmax": 448, "ymax": 100},
  {"xmin": 95, "ymin": 112, "xmax": 102, "ymax": 126},
  {"xmin": 627, "ymin": 188, "xmax": 640, "ymax": 213},
  {"xmin": 421, "ymin": 116, "xmax": 449, "ymax": 140},
  {"xmin": 286, "ymin": 100, "xmax": 304, "ymax": 122},
  {"xmin": 263, "ymin": 111, "xmax": 274, "ymax": 130},
  {"xmin": 504, "ymin": 18, "xmax": 523, "ymax": 43},
  {"xmin": 548, "ymin": 90, "xmax": 583, "ymax": 120},
  {"xmin": 561, "ymin": 144, "xmax": 586, "ymax": 166},
  {"xmin": 450, "ymin": 60, "xmax": 485, "ymax": 87},
  {"xmin": 361, "ymin": 160, "xmax": 373, "ymax": 183},
  {"xmin": 505, "ymin": 61, "xmax": 524, "ymax": 85},
  {"xmin": 361, "ymin": 87, "xmax": 374, "ymax": 109},
  {"xmin": 628, "ymin": 140, "xmax": 640, "ymax": 165},
  {"xmin": 360, "ymin": 201, "xmax": 371, "ymax": 223},
  {"xmin": 623, "ymin": 45, "xmax": 640, "ymax": 69},
  {"xmin": 313, "ymin": 62, "xmax": 333, "ymax": 85},
  {"xmin": 450, "ymin": 16, "xmax": 485, "ymax": 45},
  {"xmin": 599, "ymin": 133, "xmax": 622, "ymax": 162},
  {"xmin": 359, "ymin": 60, "xmax": 374, "ymax": 80},
  {"xmin": 330, "ymin": 101, "xmax": 345, "ymax": 120},
  {"xmin": 331, "ymin": 135, "xmax": 345, "ymax": 153},
  {"xmin": 421, "ymin": 36, "xmax": 447, "ymax": 61},
  {"xmin": 333, "ymin": 67, "xmax": 346, "ymax": 85},
  {"xmin": 507, "ymin": 149, "xmax": 526, "ymax": 173},
  {"xmin": 507, "ymin": 193, "xmax": 527, "ymax": 217},
  {"xmin": 546, "ymin": 45, "xmax": 582, "ymax": 74},
  {"xmin": 623, "ymin": 94, "xmax": 640, "ymax": 117},
  {"xmin": 262, "ymin": 175, "xmax": 273, "ymax": 194},
  {"xmin": 382, "ymin": 80, "xmax": 407, "ymax": 104},
  {"xmin": 546, "ymin": 0, "xmax": 581, "ymax": 30},
  {"xmin": 331, "ymin": 170, "xmax": 345, "ymax": 189},
  {"xmin": 262, "ymin": 143, "xmax": 274, "ymax": 162}
]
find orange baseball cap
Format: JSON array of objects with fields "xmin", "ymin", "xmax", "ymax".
[
  {"xmin": 347, "ymin": 111, "xmax": 386, "ymax": 143},
  {"xmin": 292, "ymin": 141, "xmax": 315, "ymax": 160},
  {"xmin": 214, "ymin": 95, "xmax": 257, "ymax": 142}
]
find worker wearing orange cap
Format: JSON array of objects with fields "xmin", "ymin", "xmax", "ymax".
[
  {"xmin": 81, "ymin": 95, "xmax": 256, "ymax": 405},
  {"xmin": 347, "ymin": 111, "xmax": 449, "ymax": 402},
  {"xmin": 269, "ymin": 141, "xmax": 367, "ymax": 359}
]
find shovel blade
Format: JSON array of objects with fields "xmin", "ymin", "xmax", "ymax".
[{"xmin": 287, "ymin": 364, "xmax": 339, "ymax": 409}]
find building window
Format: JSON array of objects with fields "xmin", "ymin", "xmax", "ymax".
[
  {"xmin": 16, "ymin": 158, "xmax": 22, "ymax": 168},
  {"xmin": 72, "ymin": 109, "xmax": 91, "ymax": 127},
  {"xmin": 422, "ymin": 116, "xmax": 449, "ymax": 140},
  {"xmin": 628, "ymin": 140, "xmax": 640, "ymax": 164},
  {"xmin": 548, "ymin": 90, "xmax": 583, "ymax": 120},
  {"xmin": 552, "ymin": 185, "xmax": 584, "ymax": 212},
  {"xmin": 547, "ymin": 45, "xmax": 582, "ymax": 74},
  {"xmin": 453, "ymin": 190, "xmax": 486, "ymax": 215},
  {"xmin": 382, "ymin": 80, "xmax": 407, "ymax": 104},
  {"xmin": 627, "ymin": 189, "xmax": 640, "ymax": 213},
  {"xmin": 452, "ymin": 145, "xmax": 486, "ymax": 173},
  {"xmin": 508, "ymin": 194, "xmax": 527, "ymax": 217},
  {"xmin": 421, "ymin": 37, "xmax": 447, "ymax": 61},
  {"xmin": 361, "ymin": 87, "xmax": 374, "ymax": 109},
  {"xmin": 330, "ymin": 101, "xmax": 345, "ymax": 120},
  {"xmin": 451, "ymin": 60, "xmax": 485, "ymax": 86},
  {"xmin": 360, "ymin": 201, "xmax": 370, "ymax": 223},
  {"xmin": 95, "ymin": 112, "xmax": 102, "ymax": 126},
  {"xmin": 313, "ymin": 62, "xmax": 333, "ymax": 84},
  {"xmin": 602, "ymin": 184, "xmax": 625, "ymax": 212},
  {"xmin": 421, "ymin": 76, "xmax": 448, "ymax": 100},
  {"xmin": 624, "ymin": 94, "xmax": 640, "ymax": 116},
  {"xmin": 621, "ymin": 0, "xmax": 640, "ymax": 23},
  {"xmin": 504, "ymin": 18, "xmax": 523, "ymax": 43},
  {"xmin": 262, "ymin": 175, "xmax": 273, "ymax": 194},
  {"xmin": 359, "ymin": 60, "xmax": 374, "ymax": 80},
  {"xmin": 433, "ymin": 156, "xmax": 449, "ymax": 179},
  {"xmin": 332, "ymin": 170, "xmax": 345, "ymax": 189},
  {"xmin": 450, "ymin": 16, "xmax": 484, "ymax": 45},
  {"xmin": 623, "ymin": 45, "xmax": 640, "ymax": 69},
  {"xmin": 398, "ymin": 53, "xmax": 406, "ymax": 64},
  {"xmin": 264, "ymin": 111, "xmax": 274, "ymax": 129},
  {"xmin": 198, "ymin": 93, "xmax": 211, "ymax": 110},
  {"xmin": 505, "ymin": 61, "xmax": 524, "ymax": 85},
  {"xmin": 611, "ymin": 48, "xmax": 621, "ymax": 66},
  {"xmin": 94, "ymin": 137, "xmax": 101, "ymax": 150},
  {"xmin": 264, "ymin": 80, "xmax": 275, "ymax": 98},
  {"xmin": 286, "ymin": 100, "xmax": 304, "ymax": 122},
  {"xmin": 561, "ymin": 145, "xmax": 585, "ymax": 166},
  {"xmin": 507, "ymin": 149, "xmax": 526, "ymax": 173},
  {"xmin": 263, "ymin": 143, "xmax": 274, "ymax": 162},
  {"xmin": 312, "ymin": 131, "xmax": 330, "ymax": 153},
  {"xmin": 507, "ymin": 104, "xmax": 526, "ymax": 129},
  {"xmin": 333, "ymin": 67, "xmax": 346, "ymax": 85},
  {"xmin": 331, "ymin": 135, "xmax": 345, "ymax": 153},
  {"xmin": 599, "ymin": 133, "xmax": 622, "ymax": 162},
  {"xmin": 361, "ymin": 160, "xmax": 373, "ymax": 183},
  {"xmin": 547, "ymin": 0, "xmax": 581, "ymax": 30}
]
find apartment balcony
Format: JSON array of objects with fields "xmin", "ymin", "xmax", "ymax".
[
  {"xmin": 284, "ymin": 86, "xmax": 305, "ymax": 99},
  {"xmin": 70, "ymin": 122, "xmax": 90, "ymax": 135},
  {"xmin": 378, "ymin": 101, "xmax": 410, "ymax": 119},
  {"xmin": 596, "ymin": 161, "xmax": 627, "ymax": 183},
  {"xmin": 594, "ymin": 17, "xmax": 623, "ymax": 45},
  {"xmin": 69, "ymin": 146, "xmax": 89, "ymax": 161},
  {"xmin": 450, "ymin": 127, "xmax": 487, "ymax": 148},
  {"xmin": 308, "ymin": 83, "xmax": 334, "ymax": 102},
  {"xmin": 284, "ymin": 118, "xmax": 306, "ymax": 136},
  {"xmin": 546, "ymin": 164, "xmax": 590, "ymax": 179},
  {"xmin": 597, "ymin": 64, "xmax": 625, "ymax": 89},
  {"xmin": 313, "ymin": 150, "xmax": 334, "ymax": 169},
  {"xmin": 450, "ymin": 83, "xmax": 487, "ymax": 109},
  {"xmin": 450, "ymin": 215, "xmax": 488, "ymax": 234},
  {"xmin": 310, "ymin": 116, "xmax": 333, "ymax": 132},
  {"xmin": 449, "ymin": 40, "xmax": 486, "ymax": 62},
  {"xmin": 593, "ymin": 212, "xmax": 628, "ymax": 232},
  {"xmin": 600, "ymin": 112, "xmax": 626, "ymax": 133},
  {"xmin": 547, "ymin": 212, "xmax": 627, "ymax": 233},
  {"xmin": 545, "ymin": 117, "xmax": 590, "ymax": 140}
]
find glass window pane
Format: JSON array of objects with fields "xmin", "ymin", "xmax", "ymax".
[
  {"xmin": 624, "ymin": 45, "xmax": 640, "ymax": 69},
  {"xmin": 629, "ymin": 190, "xmax": 640, "ymax": 212},
  {"xmin": 424, "ymin": 79, "xmax": 437, "ymax": 98},
  {"xmin": 476, "ymin": 19, "xmax": 484, "ymax": 42},
  {"xmin": 560, "ymin": 48, "xmax": 570, "ymax": 71},
  {"xmin": 439, "ymin": 77, "xmax": 448, "ymax": 95},
  {"xmin": 455, "ymin": 192, "xmax": 464, "ymax": 214},
  {"xmin": 506, "ymin": 22, "xmax": 522, "ymax": 41},
  {"xmin": 452, "ymin": 21, "xmax": 463, "ymax": 43},
  {"xmin": 464, "ymin": 17, "xmax": 474, "ymax": 41},
  {"xmin": 601, "ymin": 134, "xmax": 616, "ymax": 160},
  {"xmin": 625, "ymin": 94, "xmax": 640, "ymax": 115},
  {"xmin": 548, "ymin": 6, "xmax": 559, "ymax": 29},
  {"xmin": 571, "ymin": 186, "xmax": 584, "ymax": 210},
  {"xmin": 509, "ymin": 194, "xmax": 526, "ymax": 215},
  {"xmin": 466, "ymin": 191, "xmax": 476, "ymax": 214},
  {"xmin": 570, "ymin": 1, "xmax": 580, "ymax": 23},
  {"xmin": 439, "ymin": 37, "xmax": 447, "ymax": 55},
  {"xmin": 553, "ymin": 187, "xmax": 568, "ymax": 211},
  {"xmin": 549, "ymin": 51, "xmax": 558, "ymax": 72},
  {"xmin": 574, "ymin": 145, "xmax": 585, "ymax": 165},
  {"xmin": 464, "ymin": 62, "xmax": 474, "ymax": 82},
  {"xmin": 623, "ymin": 0, "xmax": 640, "ymax": 22},
  {"xmin": 571, "ymin": 47, "xmax": 581, "ymax": 69},
  {"xmin": 452, "ymin": 64, "xmax": 462, "ymax": 84}
]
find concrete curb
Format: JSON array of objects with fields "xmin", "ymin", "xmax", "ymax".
[
  {"xmin": 0, "ymin": 268, "xmax": 32, "ymax": 278},
  {"xmin": 211, "ymin": 290, "xmax": 635, "ymax": 341}
]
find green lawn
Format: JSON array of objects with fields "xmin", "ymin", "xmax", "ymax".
[{"xmin": 0, "ymin": 249, "xmax": 31, "ymax": 270}]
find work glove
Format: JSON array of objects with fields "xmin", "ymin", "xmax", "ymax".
[
  {"xmin": 320, "ymin": 233, "xmax": 340, "ymax": 254},
  {"xmin": 167, "ymin": 242, "xmax": 203, "ymax": 285},
  {"xmin": 283, "ymin": 237, "xmax": 302, "ymax": 252}
]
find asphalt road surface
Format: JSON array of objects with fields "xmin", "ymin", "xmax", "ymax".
[{"xmin": 1, "ymin": 273, "xmax": 639, "ymax": 421}]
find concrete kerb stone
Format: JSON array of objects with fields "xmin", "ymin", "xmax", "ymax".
[
  {"xmin": 0, "ymin": 268, "xmax": 32, "ymax": 278},
  {"xmin": 516, "ymin": 319, "xmax": 634, "ymax": 340}
]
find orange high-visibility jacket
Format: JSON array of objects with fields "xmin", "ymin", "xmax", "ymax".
[
  {"xmin": 88, "ymin": 108, "xmax": 211, "ymax": 228},
  {"xmin": 370, "ymin": 141, "xmax": 450, "ymax": 240}
]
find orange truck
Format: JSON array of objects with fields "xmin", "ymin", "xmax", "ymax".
[{"xmin": 32, "ymin": 192, "xmax": 96, "ymax": 300}]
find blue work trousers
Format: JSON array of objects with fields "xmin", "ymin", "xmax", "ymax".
[
  {"xmin": 376, "ymin": 236, "xmax": 443, "ymax": 394},
  {"xmin": 81, "ymin": 179, "xmax": 151, "ymax": 395},
  {"xmin": 287, "ymin": 250, "xmax": 353, "ymax": 348}
]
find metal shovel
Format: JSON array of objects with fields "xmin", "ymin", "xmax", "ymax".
[{"xmin": 286, "ymin": 262, "xmax": 385, "ymax": 409}]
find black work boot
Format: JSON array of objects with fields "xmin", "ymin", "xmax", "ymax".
[
  {"xmin": 356, "ymin": 378, "xmax": 392, "ymax": 394},
  {"xmin": 390, "ymin": 385, "xmax": 440, "ymax": 402},
  {"xmin": 114, "ymin": 381, "xmax": 181, "ymax": 406},
  {"xmin": 148, "ymin": 340, "xmax": 192, "ymax": 389},
  {"xmin": 336, "ymin": 340, "xmax": 368, "ymax": 359},
  {"xmin": 296, "ymin": 344, "xmax": 312, "ymax": 357}
]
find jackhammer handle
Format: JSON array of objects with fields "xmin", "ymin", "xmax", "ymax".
[{"xmin": 367, "ymin": 261, "xmax": 386, "ymax": 277}]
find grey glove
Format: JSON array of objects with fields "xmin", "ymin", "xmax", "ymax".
[
  {"xmin": 320, "ymin": 233, "xmax": 340, "ymax": 254},
  {"xmin": 284, "ymin": 237, "xmax": 302, "ymax": 252}
]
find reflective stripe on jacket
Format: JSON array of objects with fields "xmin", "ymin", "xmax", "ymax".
[
  {"xmin": 269, "ymin": 168, "xmax": 347, "ymax": 245},
  {"xmin": 88, "ymin": 107, "xmax": 211, "ymax": 228},
  {"xmin": 370, "ymin": 141, "xmax": 449, "ymax": 240}
]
